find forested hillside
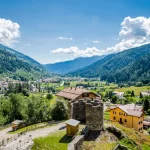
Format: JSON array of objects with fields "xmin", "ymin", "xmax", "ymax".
[
  {"xmin": 69, "ymin": 44, "xmax": 150, "ymax": 84},
  {"xmin": 44, "ymin": 55, "xmax": 105, "ymax": 74},
  {"xmin": 0, "ymin": 45, "xmax": 49, "ymax": 81},
  {"xmin": 103, "ymin": 54, "xmax": 150, "ymax": 84}
]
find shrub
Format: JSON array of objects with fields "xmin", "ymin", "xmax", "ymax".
[
  {"xmin": 46, "ymin": 93, "xmax": 53, "ymax": 100},
  {"xmin": 147, "ymin": 128, "xmax": 150, "ymax": 134},
  {"xmin": 51, "ymin": 101, "xmax": 68, "ymax": 120}
]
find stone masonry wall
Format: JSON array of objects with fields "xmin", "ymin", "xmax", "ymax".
[
  {"xmin": 68, "ymin": 135, "xmax": 84, "ymax": 150},
  {"xmin": 86, "ymin": 101, "xmax": 103, "ymax": 131},
  {"xmin": 69, "ymin": 99, "xmax": 104, "ymax": 131},
  {"xmin": 71, "ymin": 100, "xmax": 86, "ymax": 122}
]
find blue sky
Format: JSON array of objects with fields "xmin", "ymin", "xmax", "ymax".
[{"xmin": 0, "ymin": 0, "xmax": 150, "ymax": 64}]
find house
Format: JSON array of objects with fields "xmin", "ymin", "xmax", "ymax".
[
  {"xmin": 65, "ymin": 119, "xmax": 80, "ymax": 136},
  {"xmin": 140, "ymin": 91, "xmax": 150, "ymax": 97},
  {"xmin": 113, "ymin": 91, "xmax": 124, "ymax": 99},
  {"xmin": 56, "ymin": 87, "xmax": 100, "ymax": 101},
  {"xmin": 30, "ymin": 84, "xmax": 38, "ymax": 92},
  {"xmin": 108, "ymin": 104, "xmax": 144, "ymax": 131}
]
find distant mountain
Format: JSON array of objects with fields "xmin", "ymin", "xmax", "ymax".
[
  {"xmin": 0, "ymin": 44, "xmax": 49, "ymax": 81},
  {"xmin": 69, "ymin": 44, "xmax": 150, "ymax": 83},
  {"xmin": 44, "ymin": 55, "xmax": 105, "ymax": 74}
]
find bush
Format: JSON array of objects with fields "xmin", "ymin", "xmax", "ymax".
[
  {"xmin": 147, "ymin": 128, "xmax": 150, "ymax": 134},
  {"xmin": 22, "ymin": 88, "xmax": 29, "ymax": 96},
  {"xmin": 46, "ymin": 94, "xmax": 53, "ymax": 100},
  {"xmin": 51, "ymin": 101, "xmax": 68, "ymax": 120},
  {"xmin": 136, "ymin": 82, "xmax": 143, "ymax": 87},
  {"xmin": 148, "ymin": 109, "xmax": 150, "ymax": 116}
]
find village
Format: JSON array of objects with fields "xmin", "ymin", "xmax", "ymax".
[{"xmin": 0, "ymin": 77, "xmax": 150, "ymax": 150}]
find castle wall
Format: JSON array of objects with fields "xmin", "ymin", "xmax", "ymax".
[
  {"xmin": 69, "ymin": 99, "xmax": 104, "ymax": 131},
  {"xmin": 86, "ymin": 102, "xmax": 103, "ymax": 131},
  {"xmin": 71, "ymin": 100, "xmax": 86, "ymax": 122}
]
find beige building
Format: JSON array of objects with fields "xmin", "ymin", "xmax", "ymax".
[{"xmin": 56, "ymin": 87, "xmax": 100, "ymax": 101}]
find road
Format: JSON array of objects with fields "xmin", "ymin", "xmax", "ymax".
[{"xmin": 0, "ymin": 122, "xmax": 66, "ymax": 150}]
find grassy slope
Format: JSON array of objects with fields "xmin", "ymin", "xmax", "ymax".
[
  {"xmin": 32, "ymin": 130, "xmax": 72, "ymax": 150},
  {"xmin": 110, "ymin": 122, "xmax": 150, "ymax": 150}
]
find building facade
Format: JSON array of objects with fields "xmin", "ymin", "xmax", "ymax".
[{"xmin": 109, "ymin": 104, "xmax": 144, "ymax": 131}]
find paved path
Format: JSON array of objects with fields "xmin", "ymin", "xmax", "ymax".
[
  {"xmin": 0, "ymin": 127, "xmax": 12, "ymax": 141},
  {"xmin": 0, "ymin": 122, "xmax": 66, "ymax": 149}
]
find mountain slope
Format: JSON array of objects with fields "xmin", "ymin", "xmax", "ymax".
[
  {"xmin": 0, "ymin": 44, "xmax": 40, "ymax": 65},
  {"xmin": 0, "ymin": 45, "xmax": 49, "ymax": 81},
  {"xmin": 103, "ymin": 54, "xmax": 150, "ymax": 84},
  {"xmin": 44, "ymin": 55, "xmax": 105, "ymax": 74},
  {"xmin": 69, "ymin": 44, "xmax": 150, "ymax": 83}
]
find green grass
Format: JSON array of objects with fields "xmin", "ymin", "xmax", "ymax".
[
  {"xmin": 82, "ymin": 141, "xmax": 117, "ymax": 150},
  {"xmin": 119, "ymin": 138, "xmax": 138, "ymax": 150},
  {"xmin": 115, "ymin": 86, "xmax": 150, "ymax": 96},
  {"xmin": 9, "ymin": 122, "xmax": 48, "ymax": 134},
  {"xmin": 32, "ymin": 130, "xmax": 72, "ymax": 150},
  {"xmin": 50, "ymin": 95, "xmax": 57, "ymax": 105},
  {"xmin": 107, "ymin": 122, "xmax": 150, "ymax": 150},
  {"xmin": 56, "ymin": 86, "xmax": 65, "ymax": 91},
  {"xmin": 104, "ymin": 112, "xmax": 110, "ymax": 120}
]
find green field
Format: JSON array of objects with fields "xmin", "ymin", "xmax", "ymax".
[
  {"xmin": 32, "ymin": 130, "xmax": 72, "ymax": 150},
  {"xmin": 115, "ymin": 86, "xmax": 150, "ymax": 96}
]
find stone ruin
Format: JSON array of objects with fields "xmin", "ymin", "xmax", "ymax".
[{"xmin": 68, "ymin": 98, "xmax": 104, "ymax": 131}]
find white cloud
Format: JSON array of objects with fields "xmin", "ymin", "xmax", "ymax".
[
  {"xmin": 93, "ymin": 40, "xmax": 99, "ymax": 43},
  {"xmin": 51, "ymin": 46, "xmax": 102, "ymax": 57},
  {"xmin": 107, "ymin": 16, "xmax": 150, "ymax": 53},
  {"xmin": 58, "ymin": 36, "xmax": 73, "ymax": 40},
  {"xmin": 52, "ymin": 16, "xmax": 150, "ymax": 58},
  {"xmin": 0, "ymin": 18, "xmax": 20, "ymax": 46}
]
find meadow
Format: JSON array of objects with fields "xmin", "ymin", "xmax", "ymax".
[{"xmin": 115, "ymin": 86, "xmax": 150, "ymax": 96}]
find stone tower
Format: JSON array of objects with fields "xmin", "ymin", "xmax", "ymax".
[{"xmin": 68, "ymin": 99, "xmax": 104, "ymax": 131}]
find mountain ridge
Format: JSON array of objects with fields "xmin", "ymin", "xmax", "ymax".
[
  {"xmin": 69, "ymin": 44, "xmax": 150, "ymax": 83},
  {"xmin": 0, "ymin": 44, "xmax": 49, "ymax": 81},
  {"xmin": 44, "ymin": 55, "xmax": 106, "ymax": 74}
]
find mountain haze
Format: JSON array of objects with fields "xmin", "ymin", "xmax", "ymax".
[
  {"xmin": 69, "ymin": 44, "xmax": 150, "ymax": 83},
  {"xmin": 44, "ymin": 55, "xmax": 105, "ymax": 74}
]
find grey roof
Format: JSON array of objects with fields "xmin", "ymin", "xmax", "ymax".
[
  {"xmin": 12, "ymin": 120, "xmax": 24, "ymax": 125},
  {"xmin": 65, "ymin": 119, "xmax": 80, "ymax": 126},
  {"xmin": 109, "ymin": 104, "xmax": 143, "ymax": 117}
]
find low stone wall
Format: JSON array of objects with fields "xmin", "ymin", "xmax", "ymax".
[
  {"xmin": 20, "ymin": 141, "xmax": 34, "ymax": 150},
  {"xmin": 68, "ymin": 135, "xmax": 84, "ymax": 150}
]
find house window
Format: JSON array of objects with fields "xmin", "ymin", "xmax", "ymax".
[
  {"xmin": 124, "ymin": 119, "xmax": 127, "ymax": 123},
  {"xmin": 113, "ymin": 111, "xmax": 114, "ymax": 114},
  {"xmin": 141, "ymin": 121, "xmax": 142, "ymax": 124},
  {"xmin": 139, "ymin": 122, "xmax": 140, "ymax": 125},
  {"xmin": 139, "ymin": 128, "xmax": 140, "ymax": 131},
  {"xmin": 114, "ymin": 117, "xmax": 116, "ymax": 120}
]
